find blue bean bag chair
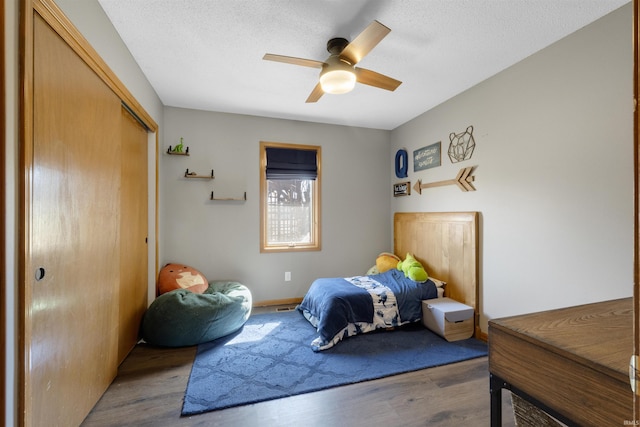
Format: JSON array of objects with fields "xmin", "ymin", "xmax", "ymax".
[{"xmin": 141, "ymin": 281, "xmax": 252, "ymax": 347}]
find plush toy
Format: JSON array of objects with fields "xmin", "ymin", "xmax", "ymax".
[
  {"xmin": 157, "ymin": 263, "xmax": 209, "ymax": 295},
  {"xmin": 397, "ymin": 253, "xmax": 428, "ymax": 283},
  {"xmin": 376, "ymin": 252, "xmax": 401, "ymax": 273},
  {"xmin": 173, "ymin": 137, "xmax": 184, "ymax": 153}
]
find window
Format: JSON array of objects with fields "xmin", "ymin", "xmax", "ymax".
[{"xmin": 260, "ymin": 141, "xmax": 321, "ymax": 252}]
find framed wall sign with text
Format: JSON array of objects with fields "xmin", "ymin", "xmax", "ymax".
[
  {"xmin": 394, "ymin": 181, "xmax": 411, "ymax": 197},
  {"xmin": 413, "ymin": 142, "xmax": 441, "ymax": 172}
]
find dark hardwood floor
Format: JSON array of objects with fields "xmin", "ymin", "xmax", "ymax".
[{"xmin": 82, "ymin": 307, "xmax": 516, "ymax": 427}]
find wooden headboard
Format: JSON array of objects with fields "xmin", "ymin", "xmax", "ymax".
[{"xmin": 394, "ymin": 212, "xmax": 480, "ymax": 337}]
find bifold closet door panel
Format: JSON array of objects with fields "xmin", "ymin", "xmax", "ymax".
[
  {"xmin": 28, "ymin": 13, "xmax": 121, "ymax": 426},
  {"xmin": 118, "ymin": 106, "xmax": 148, "ymax": 364}
]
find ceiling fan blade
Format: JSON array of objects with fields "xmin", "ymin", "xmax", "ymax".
[
  {"xmin": 355, "ymin": 67, "xmax": 402, "ymax": 91},
  {"xmin": 305, "ymin": 83, "xmax": 324, "ymax": 103},
  {"xmin": 340, "ymin": 20, "xmax": 391, "ymax": 65},
  {"xmin": 263, "ymin": 53, "xmax": 324, "ymax": 69}
]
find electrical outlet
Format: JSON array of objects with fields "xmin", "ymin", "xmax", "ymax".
[{"xmin": 285, "ymin": 271, "xmax": 291, "ymax": 282}]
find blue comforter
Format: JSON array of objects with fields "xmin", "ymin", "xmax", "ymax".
[{"xmin": 297, "ymin": 269, "xmax": 438, "ymax": 351}]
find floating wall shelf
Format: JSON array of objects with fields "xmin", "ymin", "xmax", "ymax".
[
  {"xmin": 167, "ymin": 145, "xmax": 189, "ymax": 155},
  {"xmin": 184, "ymin": 168, "xmax": 214, "ymax": 179},
  {"xmin": 210, "ymin": 191, "xmax": 247, "ymax": 201}
]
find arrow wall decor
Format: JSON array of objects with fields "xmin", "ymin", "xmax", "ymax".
[{"xmin": 413, "ymin": 166, "xmax": 477, "ymax": 194}]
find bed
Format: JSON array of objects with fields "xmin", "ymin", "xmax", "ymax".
[{"xmin": 297, "ymin": 212, "xmax": 480, "ymax": 351}]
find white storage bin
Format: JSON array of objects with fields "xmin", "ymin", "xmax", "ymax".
[{"xmin": 421, "ymin": 297, "xmax": 474, "ymax": 341}]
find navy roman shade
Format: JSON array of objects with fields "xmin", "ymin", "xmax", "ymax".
[{"xmin": 265, "ymin": 147, "xmax": 318, "ymax": 180}]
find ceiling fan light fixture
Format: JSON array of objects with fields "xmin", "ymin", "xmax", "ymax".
[{"xmin": 320, "ymin": 69, "xmax": 356, "ymax": 94}]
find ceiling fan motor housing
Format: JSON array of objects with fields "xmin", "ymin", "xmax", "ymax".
[{"xmin": 326, "ymin": 37, "xmax": 350, "ymax": 56}]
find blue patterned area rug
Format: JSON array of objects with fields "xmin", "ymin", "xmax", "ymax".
[{"xmin": 182, "ymin": 310, "xmax": 487, "ymax": 416}]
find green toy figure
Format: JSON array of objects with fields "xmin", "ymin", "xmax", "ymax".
[{"xmin": 173, "ymin": 137, "xmax": 184, "ymax": 153}]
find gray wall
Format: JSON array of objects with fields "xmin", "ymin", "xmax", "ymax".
[
  {"xmin": 161, "ymin": 107, "xmax": 391, "ymax": 303},
  {"xmin": 391, "ymin": 4, "xmax": 634, "ymax": 330}
]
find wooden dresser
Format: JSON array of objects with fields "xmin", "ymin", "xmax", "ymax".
[{"xmin": 489, "ymin": 298, "xmax": 633, "ymax": 426}]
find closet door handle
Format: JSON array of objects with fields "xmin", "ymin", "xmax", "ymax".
[{"xmin": 35, "ymin": 267, "xmax": 46, "ymax": 282}]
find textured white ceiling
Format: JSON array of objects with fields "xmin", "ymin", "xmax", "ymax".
[{"xmin": 98, "ymin": 0, "xmax": 630, "ymax": 130}]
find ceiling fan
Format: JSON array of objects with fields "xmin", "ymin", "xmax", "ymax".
[{"xmin": 263, "ymin": 20, "xmax": 402, "ymax": 103}]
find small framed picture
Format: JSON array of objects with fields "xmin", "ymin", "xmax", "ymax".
[{"xmin": 394, "ymin": 181, "xmax": 411, "ymax": 197}]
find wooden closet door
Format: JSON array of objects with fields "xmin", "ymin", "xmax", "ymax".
[
  {"xmin": 118, "ymin": 107, "xmax": 148, "ymax": 364},
  {"xmin": 28, "ymin": 14, "xmax": 121, "ymax": 426}
]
